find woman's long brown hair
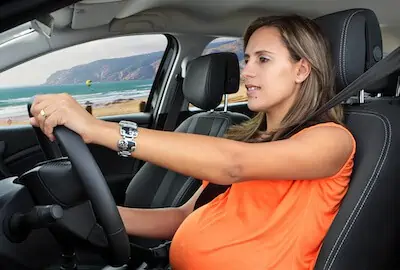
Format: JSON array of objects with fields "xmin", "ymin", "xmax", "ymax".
[{"xmin": 224, "ymin": 15, "xmax": 343, "ymax": 142}]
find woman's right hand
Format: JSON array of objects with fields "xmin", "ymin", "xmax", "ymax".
[{"xmin": 29, "ymin": 93, "xmax": 101, "ymax": 143}]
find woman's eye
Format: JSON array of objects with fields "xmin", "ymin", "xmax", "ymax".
[{"xmin": 259, "ymin": 56, "xmax": 269, "ymax": 63}]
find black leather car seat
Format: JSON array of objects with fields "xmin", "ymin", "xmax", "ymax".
[
  {"xmin": 124, "ymin": 52, "xmax": 250, "ymax": 248},
  {"xmin": 313, "ymin": 9, "xmax": 400, "ymax": 270}
]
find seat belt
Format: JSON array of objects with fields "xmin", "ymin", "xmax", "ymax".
[
  {"xmin": 284, "ymin": 46, "xmax": 400, "ymax": 138},
  {"xmin": 195, "ymin": 46, "xmax": 400, "ymax": 210},
  {"xmin": 163, "ymin": 73, "xmax": 185, "ymax": 131}
]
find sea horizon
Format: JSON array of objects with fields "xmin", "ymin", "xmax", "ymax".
[{"xmin": 0, "ymin": 80, "xmax": 152, "ymax": 120}]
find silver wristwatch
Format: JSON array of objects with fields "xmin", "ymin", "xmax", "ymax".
[{"xmin": 117, "ymin": 120, "xmax": 138, "ymax": 157}]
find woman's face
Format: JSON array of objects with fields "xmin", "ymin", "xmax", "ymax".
[{"xmin": 242, "ymin": 26, "xmax": 309, "ymax": 114}]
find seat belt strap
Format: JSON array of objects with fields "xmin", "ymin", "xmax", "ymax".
[
  {"xmin": 285, "ymin": 46, "xmax": 400, "ymax": 138},
  {"xmin": 163, "ymin": 73, "xmax": 185, "ymax": 131},
  {"xmin": 196, "ymin": 46, "xmax": 400, "ymax": 210}
]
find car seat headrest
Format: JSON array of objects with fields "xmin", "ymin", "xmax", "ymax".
[
  {"xmin": 314, "ymin": 9, "xmax": 383, "ymax": 92},
  {"xmin": 183, "ymin": 52, "xmax": 240, "ymax": 110}
]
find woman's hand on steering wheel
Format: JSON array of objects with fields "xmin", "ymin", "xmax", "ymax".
[{"xmin": 29, "ymin": 93, "xmax": 99, "ymax": 143}]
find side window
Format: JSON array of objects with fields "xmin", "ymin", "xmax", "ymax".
[
  {"xmin": 381, "ymin": 27, "xmax": 400, "ymax": 57},
  {"xmin": 0, "ymin": 34, "xmax": 168, "ymax": 126},
  {"xmin": 189, "ymin": 37, "xmax": 246, "ymax": 110}
]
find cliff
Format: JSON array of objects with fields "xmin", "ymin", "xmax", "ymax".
[{"xmin": 45, "ymin": 39, "xmax": 244, "ymax": 85}]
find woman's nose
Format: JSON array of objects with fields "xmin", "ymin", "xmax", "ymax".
[{"xmin": 241, "ymin": 62, "xmax": 256, "ymax": 78}]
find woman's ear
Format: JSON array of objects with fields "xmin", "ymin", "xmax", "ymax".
[{"xmin": 295, "ymin": 58, "xmax": 311, "ymax": 84}]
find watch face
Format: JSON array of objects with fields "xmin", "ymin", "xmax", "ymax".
[{"xmin": 118, "ymin": 120, "xmax": 138, "ymax": 156}]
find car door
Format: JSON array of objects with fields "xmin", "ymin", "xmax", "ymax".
[{"xmin": 0, "ymin": 33, "xmax": 176, "ymax": 204}]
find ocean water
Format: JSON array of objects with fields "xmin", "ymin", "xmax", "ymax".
[{"xmin": 0, "ymin": 80, "xmax": 152, "ymax": 120}]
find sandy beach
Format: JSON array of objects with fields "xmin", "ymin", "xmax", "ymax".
[
  {"xmin": 0, "ymin": 84, "xmax": 248, "ymax": 126},
  {"xmin": 91, "ymin": 97, "xmax": 148, "ymax": 117},
  {"xmin": 0, "ymin": 98, "xmax": 148, "ymax": 126}
]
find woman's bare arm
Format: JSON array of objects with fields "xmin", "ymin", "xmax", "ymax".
[
  {"xmin": 91, "ymin": 121, "xmax": 354, "ymax": 185},
  {"xmin": 30, "ymin": 94, "xmax": 354, "ymax": 185},
  {"xmin": 118, "ymin": 185, "xmax": 205, "ymax": 239}
]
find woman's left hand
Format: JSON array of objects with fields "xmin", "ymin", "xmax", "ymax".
[{"xmin": 30, "ymin": 93, "xmax": 100, "ymax": 143}]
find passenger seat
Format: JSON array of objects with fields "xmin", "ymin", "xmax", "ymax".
[{"xmin": 124, "ymin": 52, "xmax": 250, "ymax": 248}]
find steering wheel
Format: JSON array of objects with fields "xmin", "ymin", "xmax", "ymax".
[{"xmin": 26, "ymin": 104, "xmax": 130, "ymax": 266}]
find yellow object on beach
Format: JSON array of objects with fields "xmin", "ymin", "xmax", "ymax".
[{"xmin": 86, "ymin": 80, "xmax": 92, "ymax": 87}]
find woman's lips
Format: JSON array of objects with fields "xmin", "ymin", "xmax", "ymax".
[{"xmin": 246, "ymin": 85, "xmax": 261, "ymax": 97}]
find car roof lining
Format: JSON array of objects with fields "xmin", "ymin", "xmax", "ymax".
[{"xmin": 45, "ymin": 0, "xmax": 400, "ymax": 45}]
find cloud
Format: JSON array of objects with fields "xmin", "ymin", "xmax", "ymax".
[{"xmin": 0, "ymin": 34, "xmax": 168, "ymax": 87}]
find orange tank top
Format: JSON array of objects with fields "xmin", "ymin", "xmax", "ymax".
[{"xmin": 169, "ymin": 122, "xmax": 356, "ymax": 270}]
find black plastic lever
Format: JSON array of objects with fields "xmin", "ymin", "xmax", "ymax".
[{"xmin": 5, "ymin": 204, "xmax": 63, "ymax": 243}]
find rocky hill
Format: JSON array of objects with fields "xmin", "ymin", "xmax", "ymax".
[{"xmin": 44, "ymin": 39, "xmax": 244, "ymax": 85}]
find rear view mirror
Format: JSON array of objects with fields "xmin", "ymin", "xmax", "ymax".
[{"xmin": 31, "ymin": 14, "xmax": 54, "ymax": 38}]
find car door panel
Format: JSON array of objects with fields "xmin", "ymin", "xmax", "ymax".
[{"xmin": 0, "ymin": 126, "xmax": 42, "ymax": 178}]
